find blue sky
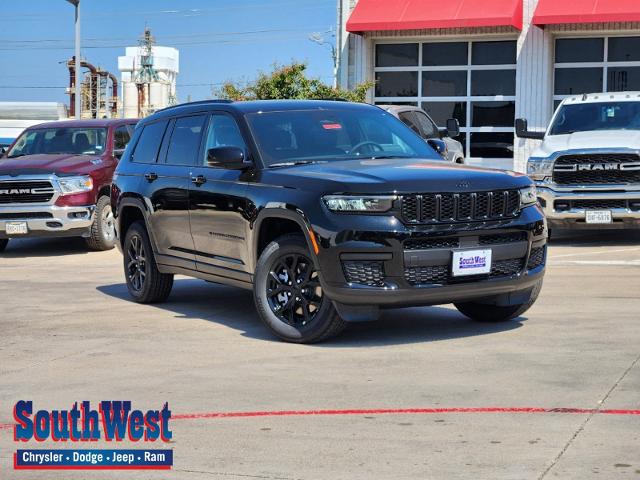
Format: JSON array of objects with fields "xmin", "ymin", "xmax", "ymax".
[{"xmin": 0, "ymin": 0, "xmax": 337, "ymax": 104}]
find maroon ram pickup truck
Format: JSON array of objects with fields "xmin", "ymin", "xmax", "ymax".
[{"xmin": 0, "ymin": 118, "xmax": 138, "ymax": 252}]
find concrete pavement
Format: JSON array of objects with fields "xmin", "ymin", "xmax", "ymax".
[{"xmin": 0, "ymin": 230, "xmax": 639, "ymax": 479}]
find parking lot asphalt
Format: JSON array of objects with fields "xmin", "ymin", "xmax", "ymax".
[{"xmin": 1, "ymin": 230, "xmax": 639, "ymax": 479}]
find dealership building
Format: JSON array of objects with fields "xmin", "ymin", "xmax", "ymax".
[{"xmin": 336, "ymin": 0, "xmax": 640, "ymax": 171}]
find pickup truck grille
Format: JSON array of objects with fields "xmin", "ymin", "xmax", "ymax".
[
  {"xmin": 553, "ymin": 154, "xmax": 640, "ymax": 185},
  {"xmin": 400, "ymin": 190, "xmax": 520, "ymax": 224},
  {"xmin": 0, "ymin": 180, "xmax": 55, "ymax": 204}
]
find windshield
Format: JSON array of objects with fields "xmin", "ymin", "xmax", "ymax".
[
  {"xmin": 7, "ymin": 127, "xmax": 107, "ymax": 158},
  {"xmin": 246, "ymin": 107, "xmax": 440, "ymax": 167},
  {"xmin": 549, "ymin": 101, "xmax": 640, "ymax": 135}
]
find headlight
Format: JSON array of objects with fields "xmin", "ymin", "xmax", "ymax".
[
  {"xmin": 58, "ymin": 175, "xmax": 93, "ymax": 195},
  {"xmin": 323, "ymin": 195, "xmax": 397, "ymax": 213},
  {"xmin": 519, "ymin": 186, "xmax": 537, "ymax": 207},
  {"xmin": 527, "ymin": 158, "xmax": 554, "ymax": 180}
]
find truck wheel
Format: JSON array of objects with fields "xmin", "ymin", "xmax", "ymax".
[
  {"xmin": 85, "ymin": 196, "xmax": 116, "ymax": 251},
  {"xmin": 0, "ymin": 239, "xmax": 8, "ymax": 252},
  {"xmin": 454, "ymin": 279, "xmax": 543, "ymax": 323},
  {"xmin": 254, "ymin": 234, "xmax": 347, "ymax": 343},
  {"xmin": 123, "ymin": 221, "xmax": 173, "ymax": 303}
]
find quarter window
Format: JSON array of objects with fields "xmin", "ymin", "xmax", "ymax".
[
  {"xmin": 374, "ymin": 40, "xmax": 517, "ymax": 160},
  {"xmin": 131, "ymin": 120, "xmax": 168, "ymax": 164}
]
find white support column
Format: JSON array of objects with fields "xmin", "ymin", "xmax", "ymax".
[{"xmin": 514, "ymin": 0, "xmax": 554, "ymax": 172}]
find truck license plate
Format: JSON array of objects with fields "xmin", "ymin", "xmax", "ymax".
[
  {"xmin": 452, "ymin": 249, "xmax": 492, "ymax": 277},
  {"xmin": 585, "ymin": 210, "xmax": 612, "ymax": 224},
  {"xmin": 5, "ymin": 222, "xmax": 28, "ymax": 235}
]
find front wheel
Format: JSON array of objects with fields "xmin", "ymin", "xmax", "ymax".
[
  {"xmin": 85, "ymin": 196, "xmax": 116, "ymax": 251},
  {"xmin": 454, "ymin": 279, "xmax": 543, "ymax": 322},
  {"xmin": 253, "ymin": 234, "xmax": 347, "ymax": 343},
  {"xmin": 0, "ymin": 239, "xmax": 8, "ymax": 252},
  {"xmin": 123, "ymin": 221, "xmax": 173, "ymax": 303}
]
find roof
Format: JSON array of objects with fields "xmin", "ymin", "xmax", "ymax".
[
  {"xmin": 561, "ymin": 92, "xmax": 640, "ymax": 105},
  {"xmin": 533, "ymin": 0, "xmax": 640, "ymax": 25},
  {"xmin": 149, "ymin": 99, "xmax": 376, "ymax": 119},
  {"xmin": 24, "ymin": 118, "xmax": 139, "ymax": 129},
  {"xmin": 346, "ymin": 0, "xmax": 523, "ymax": 33}
]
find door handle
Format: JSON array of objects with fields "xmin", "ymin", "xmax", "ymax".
[
  {"xmin": 191, "ymin": 175, "xmax": 207, "ymax": 186},
  {"xmin": 144, "ymin": 172, "xmax": 158, "ymax": 182}
]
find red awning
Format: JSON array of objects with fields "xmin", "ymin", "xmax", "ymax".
[
  {"xmin": 533, "ymin": 0, "xmax": 640, "ymax": 26},
  {"xmin": 346, "ymin": 0, "xmax": 522, "ymax": 33}
]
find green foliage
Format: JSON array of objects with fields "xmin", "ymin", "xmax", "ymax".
[{"xmin": 215, "ymin": 62, "xmax": 373, "ymax": 103}]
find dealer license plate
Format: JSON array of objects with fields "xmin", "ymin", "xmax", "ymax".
[
  {"xmin": 585, "ymin": 210, "xmax": 612, "ymax": 224},
  {"xmin": 5, "ymin": 222, "xmax": 28, "ymax": 235},
  {"xmin": 452, "ymin": 249, "xmax": 492, "ymax": 277}
]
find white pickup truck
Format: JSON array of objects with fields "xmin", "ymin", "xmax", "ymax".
[{"xmin": 516, "ymin": 92, "xmax": 640, "ymax": 232}]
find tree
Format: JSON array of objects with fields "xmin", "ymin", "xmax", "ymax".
[{"xmin": 215, "ymin": 62, "xmax": 373, "ymax": 103}]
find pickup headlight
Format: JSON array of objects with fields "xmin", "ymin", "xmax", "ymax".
[
  {"xmin": 519, "ymin": 186, "xmax": 537, "ymax": 207},
  {"xmin": 527, "ymin": 158, "xmax": 554, "ymax": 180},
  {"xmin": 58, "ymin": 175, "xmax": 93, "ymax": 195},
  {"xmin": 323, "ymin": 195, "xmax": 397, "ymax": 213}
]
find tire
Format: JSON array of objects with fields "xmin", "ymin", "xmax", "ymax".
[
  {"xmin": 0, "ymin": 239, "xmax": 7, "ymax": 252},
  {"xmin": 123, "ymin": 221, "xmax": 173, "ymax": 303},
  {"xmin": 85, "ymin": 196, "xmax": 117, "ymax": 251},
  {"xmin": 454, "ymin": 278, "xmax": 543, "ymax": 323},
  {"xmin": 253, "ymin": 234, "xmax": 347, "ymax": 343}
]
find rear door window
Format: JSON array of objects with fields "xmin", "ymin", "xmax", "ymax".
[
  {"xmin": 164, "ymin": 115, "xmax": 207, "ymax": 166},
  {"xmin": 114, "ymin": 125, "xmax": 132, "ymax": 150},
  {"xmin": 131, "ymin": 120, "xmax": 168, "ymax": 164}
]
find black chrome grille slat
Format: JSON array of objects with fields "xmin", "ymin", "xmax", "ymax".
[{"xmin": 401, "ymin": 189, "xmax": 521, "ymax": 224}]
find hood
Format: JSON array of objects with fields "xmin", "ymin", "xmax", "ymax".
[
  {"xmin": 262, "ymin": 158, "xmax": 530, "ymax": 194},
  {"xmin": 533, "ymin": 130, "xmax": 640, "ymax": 158},
  {"xmin": 0, "ymin": 153, "xmax": 106, "ymax": 177}
]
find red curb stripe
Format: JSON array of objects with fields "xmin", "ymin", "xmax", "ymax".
[{"xmin": 2, "ymin": 407, "xmax": 639, "ymax": 431}]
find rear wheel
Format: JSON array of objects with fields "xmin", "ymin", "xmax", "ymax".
[
  {"xmin": 455, "ymin": 279, "xmax": 543, "ymax": 323},
  {"xmin": 85, "ymin": 195, "xmax": 116, "ymax": 251},
  {"xmin": 123, "ymin": 221, "xmax": 173, "ymax": 303},
  {"xmin": 254, "ymin": 234, "xmax": 346, "ymax": 343},
  {"xmin": 0, "ymin": 239, "xmax": 8, "ymax": 252}
]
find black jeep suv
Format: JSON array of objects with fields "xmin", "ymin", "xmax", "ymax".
[{"xmin": 112, "ymin": 100, "xmax": 546, "ymax": 343}]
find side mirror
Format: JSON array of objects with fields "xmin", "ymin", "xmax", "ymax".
[
  {"xmin": 515, "ymin": 118, "xmax": 545, "ymax": 140},
  {"xmin": 445, "ymin": 118, "xmax": 460, "ymax": 138},
  {"xmin": 427, "ymin": 138, "xmax": 448, "ymax": 158},
  {"xmin": 207, "ymin": 146, "xmax": 248, "ymax": 170},
  {"xmin": 113, "ymin": 148, "xmax": 125, "ymax": 159}
]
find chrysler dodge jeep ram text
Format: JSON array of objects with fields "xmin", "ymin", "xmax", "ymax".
[
  {"xmin": 0, "ymin": 118, "xmax": 138, "ymax": 252},
  {"xmin": 112, "ymin": 100, "xmax": 546, "ymax": 343},
  {"xmin": 517, "ymin": 92, "xmax": 640, "ymax": 231}
]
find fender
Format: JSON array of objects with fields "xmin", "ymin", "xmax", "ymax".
[
  {"xmin": 251, "ymin": 204, "xmax": 320, "ymax": 272},
  {"xmin": 115, "ymin": 195, "xmax": 161, "ymax": 255}
]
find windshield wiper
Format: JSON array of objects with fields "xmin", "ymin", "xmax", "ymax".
[
  {"xmin": 269, "ymin": 160, "xmax": 324, "ymax": 168},
  {"xmin": 368, "ymin": 155, "xmax": 412, "ymax": 160},
  {"xmin": 6, "ymin": 153, "xmax": 26, "ymax": 158}
]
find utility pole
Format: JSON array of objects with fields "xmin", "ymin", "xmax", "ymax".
[
  {"xmin": 309, "ymin": 30, "xmax": 338, "ymax": 87},
  {"xmin": 66, "ymin": 0, "xmax": 81, "ymax": 119}
]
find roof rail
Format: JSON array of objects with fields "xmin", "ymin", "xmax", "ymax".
[{"xmin": 154, "ymin": 99, "xmax": 234, "ymax": 113}]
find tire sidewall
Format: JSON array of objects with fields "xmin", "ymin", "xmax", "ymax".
[
  {"xmin": 92, "ymin": 196, "xmax": 116, "ymax": 250},
  {"xmin": 254, "ymin": 236, "xmax": 336, "ymax": 342}
]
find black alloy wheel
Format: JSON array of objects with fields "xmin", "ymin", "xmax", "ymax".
[
  {"xmin": 126, "ymin": 233, "xmax": 146, "ymax": 292},
  {"xmin": 266, "ymin": 253, "xmax": 323, "ymax": 327}
]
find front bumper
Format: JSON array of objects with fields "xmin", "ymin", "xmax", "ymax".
[
  {"xmin": 0, "ymin": 204, "xmax": 95, "ymax": 239},
  {"xmin": 315, "ymin": 206, "xmax": 546, "ymax": 315},
  {"xmin": 536, "ymin": 183, "xmax": 640, "ymax": 229}
]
